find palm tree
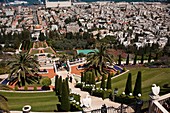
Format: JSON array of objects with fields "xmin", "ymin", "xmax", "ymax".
[
  {"xmin": 87, "ymin": 45, "xmax": 113, "ymax": 74},
  {"xmin": 7, "ymin": 53, "xmax": 40, "ymax": 86}
]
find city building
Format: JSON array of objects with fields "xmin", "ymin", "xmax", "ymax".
[{"xmin": 45, "ymin": 0, "xmax": 71, "ymax": 8}]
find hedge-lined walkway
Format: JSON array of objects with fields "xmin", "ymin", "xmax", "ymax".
[{"xmin": 56, "ymin": 69, "xmax": 134, "ymax": 112}]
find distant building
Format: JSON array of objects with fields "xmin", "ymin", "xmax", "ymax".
[
  {"xmin": 45, "ymin": 0, "xmax": 71, "ymax": 8},
  {"xmin": 5, "ymin": 10, "xmax": 14, "ymax": 16}
]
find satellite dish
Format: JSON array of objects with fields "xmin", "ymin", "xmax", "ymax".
[{"xmin": 151, "ymin": 84, "xmax": 160, "ymax": 96}]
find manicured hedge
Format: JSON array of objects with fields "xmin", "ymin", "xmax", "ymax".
[
  {"xmin": 75, "ymin": 83, "xmax": 83, "ymax": 89},
  {"xmin": 81, "ymin": 86, "xmax": 92, "ymax": 94},
  {"xmin": 114, "ymin": 95, "xmax": 136, "ymax": 105},
  {"xmin": 91, "ymin": 89, "xmax": 111, "ymax": 99}
]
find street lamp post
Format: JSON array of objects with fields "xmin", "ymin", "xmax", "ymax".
[
  {"xmin": 135, "ymin": 93, "xmax": 143, "ymax": 113},
  {"xmin": 112, "ymin": 88, "xmax": 118, "ymax": 101},
  {"xmin": 120, "ymin": 92, "xmax": 125, "ymax": 113},
  {"xmin": 101, "ymin": 104, "xmax": 107, "ymax": 113}
]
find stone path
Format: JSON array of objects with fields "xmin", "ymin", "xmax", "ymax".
[{"xmin": 55, "ymin": 70, "xmax": 134, "ymax": 113}]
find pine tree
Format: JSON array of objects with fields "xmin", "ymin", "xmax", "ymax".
[
  {"xmin": 118, "ymin": 54, "xmax": 121, "ymax": 66},
  {"xmin": 125, "ymin": 73, "xmax": 132, "ymax": 95},
  {"xmin": 141, "ymin": 54, "xmax": 144, "ymax": 64},
  {"xmin": 60, "ymin": 79, "xmax": 70, "ymax": 111},
  {"xmin": 101, "ymin": 74, "xmax": 106, "ymax": 90},
  {"xmin": 133, "ymin": 71, "xmax": 142, "ymax": 96},
  {"xmin": 126, "ymin": 54, "xmax": 129, "ymax": 65},
  {"xmin": 106, "ymin": 73, "xmax": 112, "ymax": 89},
  {"xmin": 55, "ymin": 75, "xmax": 59, "ymax": 95}
]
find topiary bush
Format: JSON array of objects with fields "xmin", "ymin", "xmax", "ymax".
[
  {"xmin": 70, "ymin": 93, "xmax": 82, "ymax": 111},
  {"xmin": 40, "ymin": 77, "xmax": 51, "ymax": 90},
  {"xmin": 91, "ymin": 89, "xmax": 111, "ymax": 99},
  {"xmin": 40, "ymin": 77, "xmax": 51, "ymax": 86},
  {"xmin": 123, "ymin": 67, "xmax": 126, "ymax": 72},
  {"xmin": 14, "ymin": 86, "xmax": 18, "ymax": 91},
  {"xmin": 114, "ymin": 95, "xmax": 136, "ymax": 105},
  {"xmin": 34, "ymin": 86, "xmax": 37, "ymax": 91},
  {"xmin": 75, "ymin": 83, "xmax": 83, "ymax": 89},
  {"xmin": 70, "ymin": 102, "xmax": 82, "ymax": 111},
  {"xmin": 24, "ymin": 86, "xmax": 28, "ymax": 91},
  {"xmin": 116, "ymin": 70, "xmax": 120, "ymax": 75},
  {"xmin": 81, "ymin": 85, "xmax": 92, "ymax": 94}
]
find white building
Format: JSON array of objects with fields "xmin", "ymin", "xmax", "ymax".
[{"xmin": 45, "ymin": 0, "xmax": 71, "ymax": 8}]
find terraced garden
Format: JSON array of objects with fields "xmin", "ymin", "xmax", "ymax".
[
  {"xmin": 109, "ymin": 67, "xmax": 170, "ymax": 101},
  {"xmin": 0, "ymin": 67, "xmax": 170, "ymax": 111},
  {"xmin": 0, "ymin": 91, "xmax": 59, "ymax": 112}
]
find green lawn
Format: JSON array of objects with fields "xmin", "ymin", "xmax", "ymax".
[
  {"xmin": 0, "ymin": 91, "xmax": 59, "ymax": 112},
  {"xmin": 110, "ymin": 67, "xmax": 170, "ymax": 101},
  {"xmin": 0, "ymin": 67, "xmax": 170, "ymax": 111}
]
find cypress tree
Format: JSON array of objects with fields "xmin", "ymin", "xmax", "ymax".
[
  {"xmin": 126, "ymin": 54, "xmax": 129, "ymax": 65},
  {"xmin": 148, "ymin": 53, "xmax": 151, "ymax": 63},
  {"xmin": 133, "ymin": 54, "xmax": 137, "ymax": 65},
  {"xmin": 141, "ymin": 54, "xmax": 144, "ymax": 64},
  {"xmin": 55, "ymin": 75, "xmax": 59, "ymax": 95},
  {"xmin": 155, "ymin": 53, "xmax": 158, "ymax": 61},
  {"xmin": 92, "ymin": 68, "xmax": 96, "ymax": 77},
  {"xmin": 85, "ymin": 72, "xmax": 90, "ymax": 84},
  {"xmin": 89, "ymin": 72, "xmax": 92, "ymax": 84},
  {"xmin": 133, "ymin": 71, "xmax": 142, "ymax": 96},
  {"xmin": 84, "ymin": 72, "xmax": 87, "ymax": 84},
  {"xmin": 81, "ymin": 72, "xmax": 84, "ymax": 82},
  {"xmin": 106, "ymin": 73, "xmax": 112, "ymax": 89},
  {"xmin": 65, "ymin": 77, "xmax": 69, "ymax": 94},
  {"xmin": 125, "ymin": 73, "xmax": 132, "ymax": 95},
  {"xmin": 118, "ymin": 54, "xmax": 121, "ymax": 66},
  {"xmin": 58, "ymin": 76, "xmax": 62, "ymax": 95},
  {"xmin": 101, "ymin": 74, "xmax": 106, "ymax": 90},
  {"xmin": 91, "ymin": 72, "xmax": 96, "ymax": 85},
  {"xmin": 60, "ymin": 79, "xmax": 70, "ymax": 111}
]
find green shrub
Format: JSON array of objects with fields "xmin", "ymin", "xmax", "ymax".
[
  {"xmin": 114, "ymin": 95, "xmax": 136, "ymax": 105},
  {"xmin": 40, "ymin": 77, "xmax": 51, "ymax": 86},
  {"xmin": 14, "ymin": 86, "xmax": 18, "ymax": 91},
  {"xmin": 69, "ymin": 93, "xmax": 82, "ymax": 111},
  {"xmin": 110, "ymin": 73, "xmax": 114, "ymax": 77},
  {"xmin": 123, "ymin": 67, "xmax": 126, "ymax": 72},
  {"xmin": 82, "ymin": 85, "xmax": 92, "ymax": 94},
  {"xmin": 91, "ymin": 89, "xmax": 110, "ymax": 99},
  {"xmin": 34, "ymin": 86, "xmax": 37, "ymax": 91},
  {"xmin": 70, "ymin": 101, "xmax": 82, "ymax": 111},
  {"xmin": 116, "ymin": 70, "xmax": 120, "ymax": 75},
  {"xmin": 69, "ymin": 93, "xmax": 81, "ymax": 102},
  {"xmin": 24, "ymin": 86, "xmax": 28, "ymax": 91},
  {"xmin": 75, "ymin": 83, "xmax": 83, "ymax": 89}
]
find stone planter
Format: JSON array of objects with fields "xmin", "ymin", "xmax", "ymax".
[{"xmin": 22, "ymin": 105, "xmax": 31, "ymax": 113}]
